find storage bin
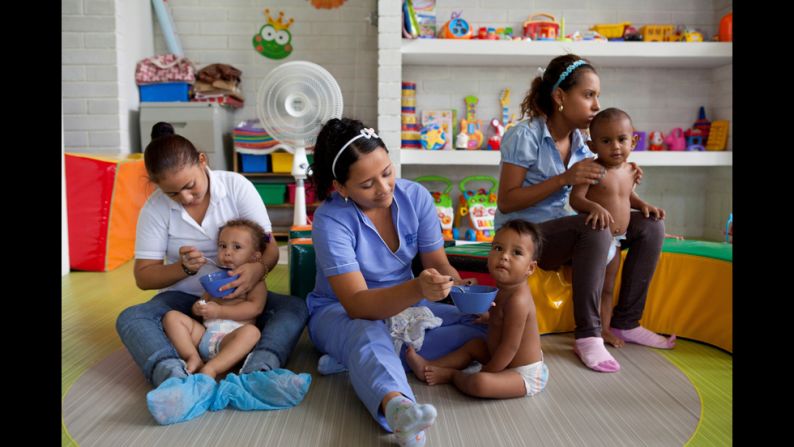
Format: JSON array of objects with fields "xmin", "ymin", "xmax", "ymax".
[
  {"xmin": 271, "ymin": 152, "xmax": 294, "ymax": 173},
  {"xmin": 254, "ymin": 183, "xmax": 287, "ymax": 205},
  {"xmin": 287, "ymin": 182, "xmax": 316, "ymax": 205},
  {"xmin": 240, "ymin": 154, "xmax": 270, "ymax": 173},
  {"xmin": 139, "ymin": 82, "xmax": 191, "ymax": 102}
]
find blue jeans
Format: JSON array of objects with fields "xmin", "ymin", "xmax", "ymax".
[{"xmin": 116, "ymin": 290, "xmax": 308, "ymax": 387}]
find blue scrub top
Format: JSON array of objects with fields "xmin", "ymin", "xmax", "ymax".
[
  {"xmin": 306, "ymin": 178, "xmax": 445, "ymax": 315},
  {"xmin": 494, "ymin": 118, "xmax": 594, "ymax": 227}
]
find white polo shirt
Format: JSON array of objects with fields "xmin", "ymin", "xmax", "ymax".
[{"xmin": 135, "ymin": 168, "xmax": 272, "ymax": 296}]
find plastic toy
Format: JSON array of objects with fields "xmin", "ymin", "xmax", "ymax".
[
  {"xmin": 413, "ymin": 0, "xmax": 437, "ymax": 38},
  {"xmin": 623, "ymin": 25, "xmax": 642, "ymax": 41},
  {"xmin": 455, "ymin": 130, "xmax": 469, "ymax": 149},
  {"xmin": 454, "ymin": 176, "xmax": 498, "ymax": 242},
  {"xmin": 684, "ymin": 128, "xmax": 705, "ymax": 151},
  {"xmin": 487, "ymin": 119, "xmax": 504, "ymax": 150},
  {"xmin": 648, "ymin": 131, "xmax": 665, "ymax": 151},
  {"xmin": 486, "ymin": 89, "xmax": 511, "ymax": 150},
  {"xmin": 401, "ymin": 82, "xmax": 421, "ymax": 148},
  {"xmin": 459, "ymin": 95, "xmax": 484, "ymax": 149},
  {"xmin": 438, "ymin": 11, "xmax": 472, "ymax": 39},
  {"xmin": 421, "ymin": 110, "xmax": 454, "ymax": 150},
  {"xmin": 633, "ymin": 131, "xmax": 647, "ymax": 151},
  {"xmin": 693, "ymin": 106, "xmax": 711, "ymax": 140},
  {"xmin": 590, "ymin": 22, "xmax": 631, "ymax": 40},
  {"xmin": 402, "ymin": 0, "xmax": 419, "ymax": 38},
  {"xmin": 705, "ymin": 120, "xmax": 729, "ymax": 151},
  {"xmin": 641, "ymin": 24, "xmax": 675, "ymax": 42},
  {"xmin": 420, "ymin": 123, "xmax": 446, "ymax": 150},
  {"xmin": 719, "ymin": 12, "xmax": 732, "ymax": 42},
  {"xmin": 664, "ymin": 128, "xmax": 686, "ymax": 151},
  {"xmin": 523, "ymin": 13, "xmax": 559, "ymax": 41},
  {"xmin": 415, "ymin": 176, "xmax": 455, "ymax": 241},
  {"xmin": 678, "ymin": 28, "xmax": 703, "ymax": 42}
]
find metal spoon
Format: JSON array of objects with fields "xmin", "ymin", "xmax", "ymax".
[{"xmin": 203, "ymin": 257, "xmax": 232, "ymax": 270}]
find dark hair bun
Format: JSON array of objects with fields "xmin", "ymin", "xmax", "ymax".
[{"xmin": 151, "ymin": 122, "xmax": 175, "ymax": 140}]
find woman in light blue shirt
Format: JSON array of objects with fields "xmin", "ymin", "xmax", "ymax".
[
  {"xmin": 496, "ymin": 55, "xmax": 668, "ymax": 373},
  {"xmin": 307, "ymin": 118, "xmax": 487, "ymax": 447}
]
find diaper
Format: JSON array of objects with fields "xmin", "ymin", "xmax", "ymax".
[
  {"xmin": 198, "ymin": 319, "xmax": 244, "ymax": 361},
  {"xmin": 509, "ymin": 352, "xmax": 549, "ymax": 397},
  {"xmin": 606, "ymin": 233, "xmax": 627, "ymax": 264}
]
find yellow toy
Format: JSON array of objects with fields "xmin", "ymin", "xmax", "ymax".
[{"xmin": 705, "ymin": 120, "xmax": 729, "ymax": 151}]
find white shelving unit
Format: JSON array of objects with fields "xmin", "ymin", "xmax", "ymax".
[
  {"xmin": 401, "ymin": 40, "xmax": 732, "ymax": 68},
  {"xmin": 400, "ymin": 149, "xmax": 732, "ymax": 167},
  {"xmin": 378, "ymin": 0, "xmax": 733, "ymax": 239},
  {"xmin": 396, "ymin": 39, "xmax": 733, "ymax": 169}
]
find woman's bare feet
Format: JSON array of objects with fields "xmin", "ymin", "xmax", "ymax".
[
  {"xmin": 424, "ymin": 366, "xmax": 455, "ymax": 386},
  {"xmin": 602, "ymin": 329, "xmax": 625, "ymax": 348},
  {"xmin": 185, "ymin": 355, "xmax": 204, "ymax": 373},
  {"xmin": 405, "ymin": 346, "xmax": 430, "ymax": 383}
]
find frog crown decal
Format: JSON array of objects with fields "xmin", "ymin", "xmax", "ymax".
[
  {"xmin": 254, "ymin": 9, "xmax": 295, "ymax": 59},
  {"xmin": 265, "ymin": 9, "xmax": 294, "ymax": 31}
]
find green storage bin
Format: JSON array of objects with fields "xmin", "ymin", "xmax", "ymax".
[{"xmin": 254, "ymin": 183, "xmax": 286, "ymax": 205}]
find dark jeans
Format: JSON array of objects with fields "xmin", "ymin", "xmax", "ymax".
[
  {"xmin": 116, "ymin": 290, "xmax": 308, "ymax": 386},
  {"xmin": 536, "ymin": 212, "xmax": 664, "ymax": 338}
]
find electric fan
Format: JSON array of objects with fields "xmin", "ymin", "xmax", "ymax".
[{"xmin": 256, "ymin": 61, "xmax": 343, "ymax": 225}]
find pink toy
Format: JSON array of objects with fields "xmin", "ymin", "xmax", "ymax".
[
  {"xmin": 664, "ymin": 128, "xmax": 686, "ymax": 151},
  {"xmin": 648, "ymin": 131, "xmax": 665, "ymax": 151}
]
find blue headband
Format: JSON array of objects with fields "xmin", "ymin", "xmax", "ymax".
[{"xmin": 551, "ymin": 60, "xmax": 586, "ymax": 92}]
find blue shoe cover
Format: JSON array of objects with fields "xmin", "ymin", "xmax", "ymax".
[
  {"xmin": 318, "ymin": 354, "xmax": 347, "ymax": 375},
  {"xmin": 146, "ymin": 373, "xmax": 217, "ymax": 425},
  {"xmin": 211, "ymin": 369, "xmax": 312, "ymax": 411}
]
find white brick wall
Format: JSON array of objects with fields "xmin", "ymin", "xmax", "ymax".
[
  {"xmin": 62, "ymin": 0, "xmax": 153, "ymax": 154},
  {"xmin": 62, "ymin": 1, "xmax": 116, "ymax": 153},
  {"xmin": 150, "ymin": 0, "xmax": 380, "ymax": 132},
  {"xmin": 391, "ymin": 0, "xmax": 732, "ymax": 240}
]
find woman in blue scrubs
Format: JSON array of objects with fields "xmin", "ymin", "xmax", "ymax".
[{"xmin": 307, "ymin": 118, "xmax": 487, "ymax": 447}]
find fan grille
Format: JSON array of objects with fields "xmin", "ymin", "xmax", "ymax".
[{"xmin": 256, "ymin": 61, "xmax": 343, "ymax": 148}]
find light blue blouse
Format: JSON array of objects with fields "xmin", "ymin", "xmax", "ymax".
[
  {"xmin": 495, "ymin": 118, "xmax": 594, "ymax": 227},
  {"xmin": 306, "ymin": 178, "xmax": 445, "ymax": 315}
]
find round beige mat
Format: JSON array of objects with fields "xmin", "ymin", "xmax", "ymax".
[{"xmin": 63, "ymin": 334, "xmax": 700, "ymax": 446}]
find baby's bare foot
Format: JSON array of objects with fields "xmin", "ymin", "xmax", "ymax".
[
  {"xmin": 185, "ymin": 355, "xmax": 204, "ymax": 373},
  {"xmin": 405, "ymin": 346, "xmax": 430, "ymax": 383},
  {"xmin": 602, "ymin": 329, "xmax": 625, "ymax": 348},
  {"xmin": 424, "ymin": 366, "xmax": 455, "ymax": 386}
]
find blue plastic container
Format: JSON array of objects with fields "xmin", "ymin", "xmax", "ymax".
[
  {"xmin": 450, "ymin": 285, "xmax": 498, "ymax": 314},
  {"xmin": 240, "ymin": 154, "xmax": 270, "ymax": 173},
  {"xmin": 199, "ymin": 271, "xmax": 240, "ymax": 298},
  {"xmin": 139, "ymin": 82, "xmax": 190, "ymax": 102}
]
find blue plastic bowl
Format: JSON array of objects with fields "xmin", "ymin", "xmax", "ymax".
[
  {"xmin": 199, "ymin": 271, "xmax": 240, "ymax": 298},
  {"xmin": 450, "ymin": 285, "xmax": 498, "ymax": 314}
]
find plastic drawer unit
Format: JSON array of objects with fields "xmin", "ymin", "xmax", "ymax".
[{"xmin": 140, "ymin": 102, "xmax": 234, "ymax": 171}]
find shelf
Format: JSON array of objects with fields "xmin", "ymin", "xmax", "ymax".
[
  {"xmin": 400, "ymin": 149, "xmax": 732, "ymax": 167},
  {"xmin": 401, "ymin": 40, "xmax": 732, "ymax": 68},
  {"xmin": 241, "ymin": 172, "xmax": 295, "ymax": 178},
  {"xmin": 267, "ymin": 202, "xmax": 322, "ymax": 209}
]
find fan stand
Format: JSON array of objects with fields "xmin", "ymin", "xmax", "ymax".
[{"xmin": 291, "ymin": 143, "xmax": 309, "ymax": 226}]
